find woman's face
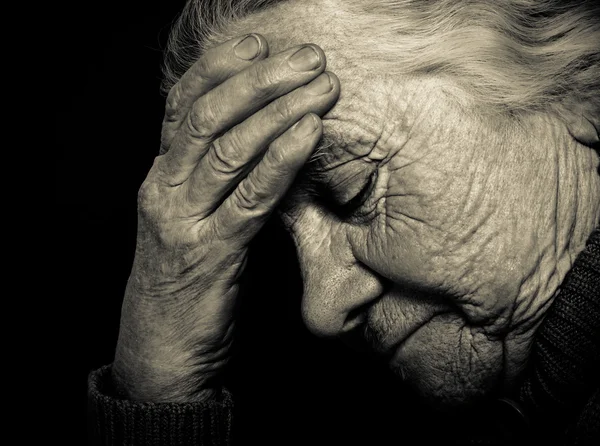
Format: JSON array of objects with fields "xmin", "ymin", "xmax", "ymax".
[
  {"xmin": 228, "ymin": 0, "xmax": 600, "ymax": 406},
  {"xmin": 278, "ymin": 72, "xmax": 599, "ymax": 405}
]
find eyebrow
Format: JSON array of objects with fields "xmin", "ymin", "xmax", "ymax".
[
  {"xmin": 292, "ymin": 129, "xmax": 373, "ymax": 205},
  {"xmin": 308, "ymin": 133, "xmax": 337, "ymax": 164},
  {"xmin": 302, "ymin": 132, "xmax": 347, "ymax": 181},
  {"xmin": 288, "ymin": 134, "xmax": 338, "ymax": 201}
]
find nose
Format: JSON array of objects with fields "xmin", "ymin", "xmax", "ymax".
[
  {"xmin": 288, "ymin": 206, "xmax": 386, "ymax": 337},
  {"xmin": 301, "ymin": 260, "xmax": 386, "ymax": 337}
]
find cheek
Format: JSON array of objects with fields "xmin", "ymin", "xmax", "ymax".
[
  {"xmin": 349, "ymin": 220, "xmax": 508, "ymax": 404},
  {"xmin": 347, "ymin": 214, "xmax": 420, "ymax": 286},
  {"xmin": 346, "ymin": 165, "xmax": 441, "ymax": 286},
  {"xmin": 392, "ymin": 313, "xmax": 504, "ymax": 405}
]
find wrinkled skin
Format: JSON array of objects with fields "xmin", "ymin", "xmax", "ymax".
[
  {"xmin": 233, "ymin": 2, "xmax": 600, "ymax": 405},
  {"xmin": 114, "ymin": 1, "xmax": 600, "ymax": 407},
  {"xmin": 113, "ymin": 35, "xmax": 341, "ymax": 402},
  {"xmin": 281, "ymin": 78, "xmax": 600, "ymax": 404}
]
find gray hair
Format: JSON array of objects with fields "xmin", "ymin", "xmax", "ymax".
[
  {"xmin": 162, "ymin": 0, "xmax": 285, "ymax": 93},
  {"xmin": 162, "ymin": 0, "xmax": 599, "ymax": 123}
]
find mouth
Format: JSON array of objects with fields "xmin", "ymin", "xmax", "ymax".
[
  {"xmin": 339, "ymin": 285, "xmax": 455, "ymax": 365},
  {"xmin": 340, "ymin": 308, "xmax": 450, "ymax": 364}
]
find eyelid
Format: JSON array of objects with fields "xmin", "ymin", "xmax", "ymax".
[
  {"xmin": 289, "ymin": 158, "xmax": 378, "ymax": 219},
  {"xmin": 337, "ymin": 168, "xmax": 378, "ymax": 215}
]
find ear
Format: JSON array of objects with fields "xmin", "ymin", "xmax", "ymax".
[
  {"xmin": 561, "ymin": 102, "xmax": 599, "ymax": 150},
  {"xmin": 564, "ymin": 113, "xmax": 599, "ymax": 149}
]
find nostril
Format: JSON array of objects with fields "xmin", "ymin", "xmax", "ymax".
[
  {"xmin": 301, "ymin": 303, "xmax": 369, "ymax": 337},
  {"xmin": 300, "ymin": 266, "xmax": 392, "ymax": 338},
  {"xmin": 343, "ymin": 305, "xmax": 368, "ymax": 332},
  {"xmin": 341, "ymin": 277, "xmax": 391, "ymax": 333}
]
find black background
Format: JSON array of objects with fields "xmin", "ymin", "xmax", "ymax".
[
  {"xmin": 55, "ymin": 2, "xmax": 600, "ymax": 444},
  {"xmin": 60, "ymin": 2, "xmax": 186, "ymax": 372},
  {"xmin": 58, "ymin": 2, "xmax": 435, "ymax": 444},
  {"xmin": 58, "ymin": 2, "xmax": 188, "ymax": 442}
]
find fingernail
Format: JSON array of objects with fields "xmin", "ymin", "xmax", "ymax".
[
  {"xmin": 288, "ymin": 46, "xmax": 321, "ymax": 71},
  {"xmin": 293, "ymin": 114, "xmax": 318, "ymax": 136},
  {"xmin": 307, "ymin": 73, "xmax": 333, "ymax": 95},
  {"xmin": 234, "ymin": 35, "xmax": 261, "ymax": 60}
]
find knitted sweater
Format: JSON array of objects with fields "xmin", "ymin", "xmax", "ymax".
[{"xmin": 88, "ymin": 229, "xmax": 600, "ymax": 445}]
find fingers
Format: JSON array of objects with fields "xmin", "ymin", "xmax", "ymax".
[
  {"xmin": 186, "ymin": 71, "xmax": 340, "ymax": 208},
  {"xmin": 211, "ymin": 114, "xmax": 323, "ymax": 244},
  {"xmin": 160, "ymin": 33, "xmax": 269, "ymax": 155},
  {"xmin": 162, "ymin": 44, "xmax": 328, "ymax": 185}
]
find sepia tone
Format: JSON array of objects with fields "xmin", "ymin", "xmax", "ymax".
[{"xmin": 60, "ymin": 1, "xmax": 600, "ymax": 444}]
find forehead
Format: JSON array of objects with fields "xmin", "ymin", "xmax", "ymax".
[{"xmin": 222, "ymin": 0, "xmax": 399, "ymax": 164}]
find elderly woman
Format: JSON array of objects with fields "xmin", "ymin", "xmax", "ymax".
[{"xmin": 88, "ymin": 0, "xmax": 599, "ymax": 444}]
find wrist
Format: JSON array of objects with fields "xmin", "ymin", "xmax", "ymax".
[
  {"xmin": 114, "ymin": 260, "xmax": 235, "ymax": 403},
  {"xmin": 113, "ymin": 311, "xmax": 216, "ymax": 403},
  {"xmin": 112, "ymin": 347, "xmax": 217, "ymax": 403}
]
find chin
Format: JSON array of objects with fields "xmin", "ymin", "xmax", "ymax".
[
  {"xmin": 387, "ymin": 314, "xmax": 505, "ymax": 408},
  {"xmin": 391, "ymin": 363, "xmax": 496, "ymax": 409}
]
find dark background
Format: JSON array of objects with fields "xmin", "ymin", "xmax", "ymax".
[
  {"xmin": 58, "ymin": 2, "xmax": 431, "ymax": 444},
  {"xmin": 59, "ymin": 2, "xmax": 186, "ymax": 372},
  {"xmin": 57, "ymin": 3, "xmax": 185, "ymax": 442},
  {"xmin": 55, "ymin": 2, "xmax": 600, "ymax": 444}
]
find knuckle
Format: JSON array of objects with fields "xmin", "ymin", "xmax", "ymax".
[
  {"xmin": 187, "ymin": 103, "xmax": 216, "ymax": 140},
  {"xmin": 208, "ymin": 139, "xmax": 244, "ymax": 175},
  {"xmin": 149, "ymin": 155, "xmax": 175, "ymax": 183},
  {"xmin": 191, "ymin": 55, "xmax": 213, "ymax": 83},
  {"xmin": 147, "ymin": 156, "xmax": 168, "ymax": 180},
  {"xmin": 221, "ymin": 130, "xmax": 246, "ymax": 159},
  {"xmin": 233, "ymin": 179, "xmax": 270, "ymax": 213},
  {"xmin": 249, "ymin": 63, "xmax": 279, "ymax": 100},
  {"xmin": 190, "ymin": 55, "xmax": 214, "ymax": 83},
  {"xmin": 270, "ymin": 97, "xmax": 294, "ymax": 122},
  {"xmin": 160, "ymin": 128, "xmax": 175, "ymax": 154},
  {"xmin": 164, "ymin": 83, "xmax": 183, "ymax": 121},
  {"xmin": 137, "ymin": 179, "xmax": 162, "ymax": 217},
  {"xmin": 269, "ymin": 137, "xmax": 307, "ymax": 168},
  {"xmin": 265, "ymin": 143, "xmax": 289, "ymax": 167}
]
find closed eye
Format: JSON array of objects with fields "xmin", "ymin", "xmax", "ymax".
[
  {"xmin": 334, "ymin": 169, "xmax": 378, "ymax": 218},
  {"xmin": 282, "ymin": 160, "xmax": 378, "ymax": 220}
]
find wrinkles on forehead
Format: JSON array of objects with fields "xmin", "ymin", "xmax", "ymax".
[
  {"xmin": 304, "ymin": 76, "xmax": 393, "ymax": 172},
  {"xmin": 220, "ymin": 0, "xmax": 400, "ymax": 191},
  {"xmin": 309, "ymin": 125, "xmax": 368, "ymax": 170},
  {"xmin": 222, "ymin": 1, "xmax": 391, "ymax": 137}
]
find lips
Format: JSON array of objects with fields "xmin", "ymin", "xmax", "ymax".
[
  {"xmin": 353, "ymin": 287, "xmax": 453, "ymax": 359},
  {"xmin": 366, "ymin": 312, "xmax": 443, "ymax": 358}
]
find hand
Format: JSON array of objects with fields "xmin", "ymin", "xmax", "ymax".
[{"xmin": 113, "ymin": 34, "xmax": 340, "ymax": 402}]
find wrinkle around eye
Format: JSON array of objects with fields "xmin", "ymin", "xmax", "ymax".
[
  {"xmin": 292, "ymin": 153, "xmax": 375, "ymax": 203},
  {"xmin": 281, "ymin": 134, "xmax": 385, "ymax": 223},
  {"xmin": 325, "ymin": 159, "xmax": 377, "ymax": 206}
]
